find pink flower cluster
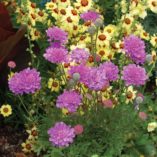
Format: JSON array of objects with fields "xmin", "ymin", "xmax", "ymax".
[
  {"xmin": 9, "ymin": 68, "xmax": 41, "ymax": 95},
  {"xmin": 48, "ymin": 122, "xmax": 84, "ymax": 147},
  {"xmin": 56, "ymin": 90, "xmax": 82, "ymax": 112}
]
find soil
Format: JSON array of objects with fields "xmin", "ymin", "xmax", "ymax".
[{"xmin": 0, "ymin": 125, "xmax": 27, "ymax": 157}]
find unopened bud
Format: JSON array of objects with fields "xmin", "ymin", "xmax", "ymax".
[
  {"xmin": 72, "ymin": 73, "xmax": 80, "ymax": 81},
  {"xmin": 135, "ymin": 96, "xmax": 143, "ymax": 104},
  {"xmin": 146, "ymin": 54, "xmax": 152, "ymax": 63},
  {"xmin": 67, "ymin": 79, "xmax": 75, "ymax": 89},
  {"xmin": 94, "ymin": 18, "xmax": 103, "ymax": 27},
  {"xmin": 30, "ymin": 109, "xmax": 35, "ymax": 115},
  {"xmin": 88, "ymin": 26, "xmax": 96, "ymax": 35}
]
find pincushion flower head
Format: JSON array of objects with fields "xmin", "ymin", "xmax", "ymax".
[
  {"xmin": 86, "ymin": 67, "xmax": 109, "ymax": 91},
  {"xmin": 70, "ymin": 48, "xmax": 90, "ymax": 63},
  {"xmin": 48, "ymin": 122, "xmax": 75, "ymax": 147},
  {"xmin": 44, "ymin": 47, "xmax": 68, "ymax": 64},
  {"xmin": 69, "ymin": 64, "xmax": 90, "ymax": 84},
  {"xmin": 46, "ymin": 26, "xmax": 68, "ymax": 44},
  {"xmin": 80, "ymin": 10, "xmax": 100, "ymax": 22},
  {"xmin": 122, "ymin": 64, "xmax": 148, "ymax": 86},
  {"xmin": 9, "ymin": 68, "xmax": 41, "ymax": 95},
  {"xmin": 124, "ymin": 35, "xmax": 146, "ymax": 64},
  {"xmin": 99, "ymin": 61, "xmax": 119, "ymax": 81},
  {"xmin": 56, "ymin": 90, "xmax": 82, "ymax": 113}
]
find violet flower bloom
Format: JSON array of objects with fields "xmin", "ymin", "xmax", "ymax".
[
  {"xmin": 46, "ymin": 26, "xmax": 68, "ymax": 44},
  {"xmin": 9, "ymin": 68, "xmax": 41, "ymax": 95},
  {"xmin": 99, "ymin": 61, "xmax": 119, "ymax": 81},
  {"xmin": 69, "ymin": 64, "xmax": 90, "ymax": 84},
  {"xmin": 48, "ymin": 122, "xmax": 75, "ymax": 147},
  {"xmin": 122, "ymin": 64, "xmax": 148, "ymax": 86},
  {"xmin": 56, "ymin": 90, "xmax": 82, "ymax": 113},
  {"xmin": 124, "ymin": 35, "xmax": 146, "ymax": 64},
  {"xmin": 86, "ymin": 67, "xmax": 109, "ymax": 91},
  {"xmin": 44, "ymin": 47, "xmax": 68, "ymax": 64},
  {"xmin": 70, "ymin": 48, "xmax": 90, "ymax": 63},
  {"xmin": 80, "ymin": 10, "xmax": 100, "ymax": 22}
]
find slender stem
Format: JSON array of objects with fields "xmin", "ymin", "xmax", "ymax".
[
  {"xmin": 142, "ymin": 63, "xmax": 155, "ymax": 93},
  {"xmin": 58, "ymin": 64, "xmax": 67, "ymax": 84},
  {"xmin": 18, "ymin": 95, "xmax": 31, "ymax": 118}
]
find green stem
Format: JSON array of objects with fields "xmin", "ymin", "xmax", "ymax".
[
  {"xmin": 142, "ymin": 63, "xmax": 155, "ymax": 93},
  {"xmin": 58, "ymin": 64, "xmax": 67, "ymax": 84},
  {"xmin": 18, "ymin": 95, "xmax": 31, "ymax": 118}
]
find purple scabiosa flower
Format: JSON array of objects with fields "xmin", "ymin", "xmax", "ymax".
[
  {"xmin": 70, "ymin": 48, "xmax": 90, "ymax": 63},
  {"xmin": 44, "ymin": 47, "xmax": 68, "ymax": 64},
  {"xmin": 80, "ymin": 10, "xmax": 100, "ymax": 22},
  {"xmin": 56, "ymin": 90, "xmax": 82, "ymax": 112},
  {"xmin": 86, "ymin": 67, "xmax": 109, "ymax": 91},
  {"xmin": 99, "ymin": 61, "xmax": 119, "ymax": 81},
  {"xmin": 46, "ymin": 26, "xmax": 68, "ymax": 44},
  {"xmin": 124, "ymin": 35, "xmax": 146, "ymax": 64},
  {"xmin": 122, "ymin": 64, "xmax": 148, "ymax": 86},
  {"xmin": 9, "ymin": 68, "xmax": 41, "ymax": 95},
  {"xmin": 48, "ymin": 122, "xmax": 75, "ymax": 147},
  {"xmin": 69, "ymin": 64, "xmax": 90, "ymax": 84}
]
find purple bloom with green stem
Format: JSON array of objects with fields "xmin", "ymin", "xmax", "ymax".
[
  {"xmin": 44, "ymin": 47, "xmax": 68, "ymax": 64},
  {"xmin": 124, "ymin": 35, "xmax": 146, "ymax": 64},
  {"xmin": 9, "ymin": 68, "xmax": 41, "ymax": 95},
  {"xmin": 99, "ymin": 61, "xmax": 119, "ymax": 81},
  {"xmin": 46, "ymin": 26, "xmax": 68, "ymax": 44},
  {"xmin": 70, "ymin": 48, "xmax": 90, "ymax": 63},
  {"xmin": 85, "ymin": 67, "xmax": 109, "ymax": 91},
  {"xmin": 80, "ymin": 10, "xmax": 100, "ymax": 22},
  {"xmin": 122, "ymin": 64, "xmax": 148, "ymax": 86},
  {"xmin": 48, "ymin": 122, "xmax": 75, "ymax": 147},
  {"xmin": 56, "ymin": 90, "xmax": 82, "ymax": 112}
]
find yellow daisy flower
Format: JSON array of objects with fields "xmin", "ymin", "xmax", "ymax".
[
  {"xmin": 0, "ymin": 104, "xmax": 12, "ymax": 117},
  {"xmin": 48, "ymin": 78, "xmax": 60, "ymax": 92},
  {"xmin": 148, "ymin": 0, "xmax": 157, "ymax": 13},
  {"xmin": 140, "ymin": 30, "xmax": 150, "ymax": 41},
  {"xmin": 150, "ymin": 50, "xmax": 157, "ymax": 64},
  {"xmin": 26, "ymin": 126, "xmax": 38, "ymax": 140},
  {"xmin": 147, "ymin": 122, "xmax": 157, "ymax": 132},
  {"xmin": 150, "ymin": 35, "xmax": 157, "ymax": 47},
  {"xmin": 123, "ymin": 86, "xmax": 137, "ymax": 104},
  {"xmin": 121, "ymin": 14, "xmax": 134, "ymax": 33},
  {"xmin": 22, "ymin": 140, "xmax": 33, "ymax": 153},
  {"xmin": 129, "ymin": 2, "xmax": 147, "ymax": 19},
  {"xmin": 75, "ymin": 0, "xmax": 93, "ymax": 13}
]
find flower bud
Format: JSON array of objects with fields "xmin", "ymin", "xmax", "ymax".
[
  {"xmin": 8, "ymin": 61, "xmax": 16, "ymax": 69},
  {"xmin": 74, "ymin": 124, "xmax": 84, "ymax": 135},
  {"xmin": 94, "ymin": 18, "xmax": 104, "ymax": 27},
  {"xmin": 69, "ymin": 79, "xmax": 75, "ymax": 85},
  {"xmin": 146, "ymin": 54, "xmax": 152, "ymax": 63},
  {"xmin": 30, "ymin": 109, "xmax": 35, "ymax": 115},
  {"xmin": 87, "ymin": 26, "xmax": 96, "ymax": 35},
  {"xmin": 102, "ymin": 99, "xmax": 113, "ymax": 108},
  {"xmin": 135, "ymin": 96, "xmax": 143, "ymax": 104},
  {"xmin": 139, "ymin": 112, "xmax": 147, "ymax": 121},
  {"xmin": 72, "ymin": 73, "xmax": 80, "ymax": 81}
]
